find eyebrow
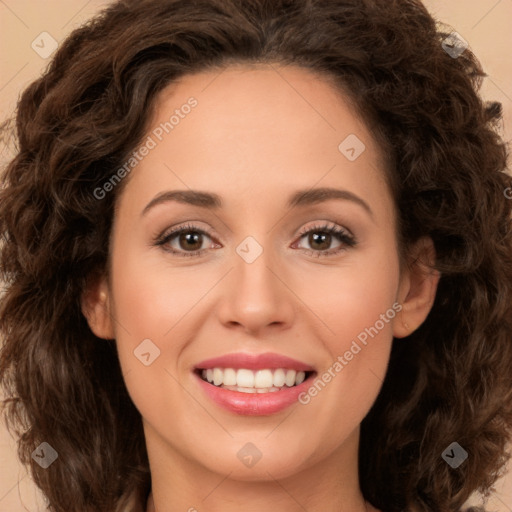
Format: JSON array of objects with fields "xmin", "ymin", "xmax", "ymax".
[{"xmin": 141, "ymin": 187, "xmax": 373, "ymax": 217}]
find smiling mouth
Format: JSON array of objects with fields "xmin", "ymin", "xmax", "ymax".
[{"xmin": 195, "ymin": 367, "xmax": 316, "ymax": 393}]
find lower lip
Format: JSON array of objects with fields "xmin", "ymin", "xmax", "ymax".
[{"xmin": 194, "ymin": 371, "xmax": 316, "ymax": 416}]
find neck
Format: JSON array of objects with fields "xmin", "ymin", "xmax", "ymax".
[
  {"xmin": 143, "ymin": 423, "xmax": 379, "ymax": 512},
  {"xmin": 146, "ymin": 495, "xmax": 375, "ymax": 512},
  {"xmin": 146, "ymin": 495, "xmax": 378, "ymax": 512}
]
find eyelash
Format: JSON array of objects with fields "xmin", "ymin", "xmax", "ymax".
[{"xmin": 154, "ymin": 221, "xmax": 357, "ymax": 258}]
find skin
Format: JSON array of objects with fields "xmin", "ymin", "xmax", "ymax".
[{"xmin": 82, "ymin": 64, "xmax": 439, "ymax": 512}]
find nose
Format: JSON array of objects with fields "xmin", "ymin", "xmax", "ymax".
[{"xmin": 216, "ymin": 241, "xmax": 296, "ymax": 336}]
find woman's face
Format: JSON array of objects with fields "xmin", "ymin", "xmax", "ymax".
[{"xmin": 87, "ymin": 64, "xmax": 425, "ymax": 482}]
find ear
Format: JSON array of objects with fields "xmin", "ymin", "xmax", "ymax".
[
  {"xmin": 80, "ymin": 271, "xmax": 115, "ymax": 340},
  {"xmin": 393, "ymin": 236, "xmax": 440, "ymax": 338}
]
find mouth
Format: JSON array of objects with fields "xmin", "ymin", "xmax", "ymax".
[
  {"xmin": 192, "ymin": 352, "xmax": 317, "ymax": 415},
  {"xmin": 194, "ymin": 367, "xmax": 316, "ymax": 393}
]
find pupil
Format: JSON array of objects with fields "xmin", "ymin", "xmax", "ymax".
[
  {"xmin": 181, "ymin": 232, "xmax": 201, "ymax": 250},
  {"xmin": 311, "ymin": 232, "xmax": 329, "ymax": 250}
]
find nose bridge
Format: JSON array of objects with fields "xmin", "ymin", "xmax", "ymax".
[
  {"xmin": 218, "ymin": 233, "xmax": 294, "ymax": 332},
  {"xmin": 233, "ymin": 234, "xmax": 281, "ymax": 305}
]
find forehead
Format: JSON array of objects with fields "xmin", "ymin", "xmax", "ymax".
[
  {"xmin": 155, "ymin": 65, "xmax": 381, "ymax": 164},
  {"xmin": 152, "ymin": 63, "xmax": 369, "ymax": 143},
  {"xmin": 115, "ymin": 64, "xmax": 393, "ymax": 224}
]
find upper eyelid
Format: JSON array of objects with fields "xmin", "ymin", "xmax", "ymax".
[
  {"xmin": 157, "ymin": 221, "xmax": 355, "ymax": 249},
  {"xmin": 160, "ymin": 220, "xmax": 351, "ymax": 239}
]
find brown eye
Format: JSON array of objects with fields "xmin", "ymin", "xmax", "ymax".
[
  {"xmin": 175, "ymin": 231, "xmax": 204, "ymax": 251},
  {"xmin": 155, "ymin": 223, "xmax": 214, "ymax": 257},
  {"xmin": 294, "ymin": 223, "xmax": 357, "ymax": 258}
]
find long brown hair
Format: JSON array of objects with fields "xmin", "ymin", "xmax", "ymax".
[{"xmin": 1, "ymin": 1, "xmax": 511, "ymax": 511}]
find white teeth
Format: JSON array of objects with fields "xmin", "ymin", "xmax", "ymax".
[
  {"xmin": 223, "ymin": 368, "xmax": 237, "ymax": 386},
  {"xmin": 222, "ymin": 385, "xmax": 284, "ymax": 393},
  {"xmin": 273, "ymin": 368, "xmax": 286, "ymax": 387},
  {"xmin": 200, "ymin": 367, "xmax": 310, "ymax": 390},
  {"xmin": 236, "ymin": 369, "xmax": 254, "ymax": 387},
  {"xmin": 254, "ymin": 369, "xmax": 273, "ymax": 388},
  {"xmin": 237, "ymin": 386, "xmax": 256, "ymax": 393},
  {"xmin": 213, "ymin": 368, "xmax": 223, "ymax": 386},
  {"xmin": 285, "ymin": 370, "xmax": 297, "ymax": 387}
]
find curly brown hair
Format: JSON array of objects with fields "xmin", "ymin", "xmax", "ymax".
[{"xmin": 1, "ymin": 0, "xmax": 511, "ymax": 511}]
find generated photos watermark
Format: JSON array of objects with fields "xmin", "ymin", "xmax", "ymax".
[
  {"xmin": 441, "ymin": 441, "xmax": 468, "ymax": 469},
  {"xmin": 441, "ymin": 31, "xmax": 468, "ymax": 59},
  {"xmin": 298, "ymin": 301, "xmax": 403, "ymax": 405},
  {"xmin": 93, "ymin": 97, "xmax": 198, "ymax": 200},
  {"xmin": 31, "ymin": 442, "xmax": 59, "ymax": 469}
]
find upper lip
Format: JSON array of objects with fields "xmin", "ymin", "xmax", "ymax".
[{"xmin": 194, "ymin": 352, "xmax": 315, "ymax": 372}]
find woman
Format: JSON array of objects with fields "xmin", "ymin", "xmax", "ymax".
[{"xmin": 1, "ymin": 1, "xmax": 511, "ymax": 511}]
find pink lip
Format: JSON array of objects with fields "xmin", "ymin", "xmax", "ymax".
[
  {"xmin": 193, "ymin": 352, "xmax": 316, "ymax": 416},
  {"xmin": 194, "ymin": 352, "xmax": 315, "ymax": 371},
  {"xmin": 194, "ymin": 371, "xmax": 315, "ymax": 416}
]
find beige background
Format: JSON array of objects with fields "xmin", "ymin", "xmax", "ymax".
[{"xmin": 0, "ymin": 1, "xmax": 511, "ymax": 511}]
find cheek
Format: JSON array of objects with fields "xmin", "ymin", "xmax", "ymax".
[
  {"xmin": 106, "ymin": 248, "xmax": 195, "ymax": 405},
  {"xmin": 298, "ymin": 244, "xmax": 400, "ymax": 408},
  {"xmin": 314, "ymin": 286, "xmax": 397, "ymax": 400},
  {"xmin": 109, "ymin": 233, "xmax": 207, "ymax": 341},
  {"xmin": 304, "ymin": 248, "xmax": 400, "ymax": 351},
  {"xmin": 107, "ymin": 261, "xmax": 191, "ymax": 428}
]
